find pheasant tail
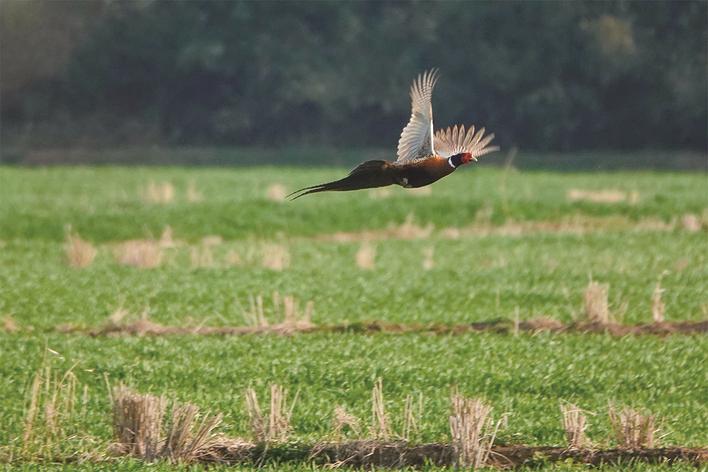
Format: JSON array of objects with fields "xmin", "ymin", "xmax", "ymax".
[{"xmin": 288, "ymin": 160, "xmax": 394, "ymax": 200}]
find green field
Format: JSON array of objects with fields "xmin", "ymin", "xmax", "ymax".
[{"xmin": 1, "ymin": 163, "xmax": 706, "ymax": 470}]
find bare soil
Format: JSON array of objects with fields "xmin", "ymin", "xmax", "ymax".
[
  {"xmin": 56, "ymin": 318, "xmax": 708, "ymax": 338},
  {"xmin": 194, "ymin": 440, "xmax": 708, "ymax": 468}
]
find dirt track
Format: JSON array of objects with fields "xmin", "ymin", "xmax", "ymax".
[
  {"xmin": 195, "ymin": 440, "xmax": 708, "ymax": 468},
  {"xmin": 56, "ymin": 318, "xmax": 708, "ymax": 338}
]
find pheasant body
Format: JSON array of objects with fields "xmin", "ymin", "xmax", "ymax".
[{"xmin": 392, "ymin": 156, "xmax": 455, "ymax": 188}]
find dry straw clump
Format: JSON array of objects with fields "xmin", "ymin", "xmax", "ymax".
[
  {"xmin": 449, "ymin": 394, "xmax": 501, "ymax": 469},
  {"xmin": 240, "ymin": 292, "xmax": 314, "ymax": 330},
  {"xmin": 158, "ymin": 226, "xmax": 179, "ymax": 248},
  {"xmin": 186, "ymin": 181, "xmax": 204, "ymax": 203},
  {"xmin": 266, "ymin": 183, "xmax": 288, "ymax": 202},
  {"xmin": 190, "ymin": 245, "xmax": 214, "ymax": 269},
  {"xmin": 141, "ymin": 181, "xmax": 175, "ymax": 204},
  {"xmin": 114, "ymin": 240, "xmax": 163, "ymax": 268},
  {"xmin": 651, "ymin": 280, "xmax": 666, "ymax": 323},
  {"xmin": 560, "ymin": 403, "xmax": 590, "ymax": 449},
  {"xmin": 3, "ymin": 314, "xmax": 19, "ymax": 333},
  {"xmin": 244, "ymin": 384, "xmax": 297, "ymax": 443},
  {"xmin": 395, "ymin": 214, "xmax": 434, "ymax": 239},
  {"xmin": 111, "ymin": 386, "xmax": 223, "ymax": 463},
  {"xmin": 201, "ymin": 235, "xmax": 223, "ymax": 247},
  {"xmin": 680, "ymin": 213, "xmax": 701, "ymax": 232},
  {"xmin": 21, "ymin": 360, "xmax": 91, "ymax": 461},
  {"xmin": 356, "ymin": 242, "xmax": 376, "ymax": 270},
  {"xmin": 608, "ymin": 404, "xmax": 658, "ymax": 449},
  {"xmin": 320, "ymin": 214, "xmax": 433, "ymax": 242},
  {"xmin": 64, "ymin": 231, "xmax": 97, "ymax": 268},
  {"xmin": 112, "ymin": 386, "xmax": 167, "ymax": 461},
  {"xmin": 261, "ymin": 243, "xmax": 290, "ymax": 270},
  {"xmin": 242, "ymin": 294, "xmax": 268, "ymax": 328},
  {"xmin": 280, "ymin": 293, "xmax": 314, "ymax": 328},
  {"xmin": 331, "ymin": 405, "xmax": 361, "ymax": 440},
  {"xmin": 163, "ymin": 402, "xmax": 224, "ymax": 462},
  {"xmin": 370, "ymin": 378, "xmax": 391, "ymax": 439},
  {"xmin": 107, "ymin": 306, "xmax": 133, "ymax": 325},
  {"xmin": 584, "ymin": 280, "xmax": 610, "ymax": 324},
  {"xmin": 422, "ymin": 247, "xmax": 435, "ymax": 270},
  {"xmin": 401, "ymin": 393, "xmax": 423, "ymax": 442},
  {"xmin": 567, "ymin": 189, "xmax": 639, "ymax": 204},
  {"xmin": 97, "ymin": 306, "xmax": 163, "ymax": 336},
  {"xmin": 365, "ymin": 379, "xmax": 421, "ymax": 441},
  {"xmin": 225, "ymin": 250, "xmax": 242, "ymax": 266}
]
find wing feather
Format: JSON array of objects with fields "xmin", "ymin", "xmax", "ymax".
[
  {"xmin": 434, "ymin": 124, "xmax": 499, "ymax": 160},
  {"xmin": 395, "ymin": 69, "xmax": 439, "ymax": 164}
]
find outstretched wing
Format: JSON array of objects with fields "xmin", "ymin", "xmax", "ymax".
[
  {"xmin": 396, "ymin": 69, "xmax": 439, "ymax": 164},
  {"xmin": 434, "ymin": 124, "xmax": 499, "ymax": 160}
]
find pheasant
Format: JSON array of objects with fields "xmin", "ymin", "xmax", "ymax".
[{"xmin": 289, "ymin": 69, "xmax": 499, "ymax": 199}]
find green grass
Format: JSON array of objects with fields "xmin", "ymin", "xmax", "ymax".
[
  {"xmin": 2, "ymin": 333, "xmax": 706, "ymax": 444},
  {"xmin": 1, "ymin": 166, "xmax": 706, "ymax": 242},
  {"xmin": 0, "ymin": 163, "xmax": 706, "ymax": 470},
  {"xmin": 1, "ymin": 232, "xmax": 707, "ymax": 330}
]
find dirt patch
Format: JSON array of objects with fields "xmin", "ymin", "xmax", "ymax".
[
  {"xmin": 489, "ymin": 445, "xmax": 707, "ymax": 468},
  {"xmin": 185, "ymin": 440, "xmax": 708, "ymax": 468},
  {"xmin": 56, "ymin": 318, "xmax": 708, "ymax": 338},
  {"xmin": 562, "ymin": 320, "xmax": 708, "ymax": 336},
  {"xmin": 57, "ymin": 318, "xmax": 317, "ymax": 337},
  {"xmin": 336, "ymin": 319, "xmax": 708, "ymax": 336}
]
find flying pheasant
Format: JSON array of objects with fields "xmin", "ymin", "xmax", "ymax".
[{"xmin": 289, "ymin": 69, "xmax": 499, "ymax": 199}]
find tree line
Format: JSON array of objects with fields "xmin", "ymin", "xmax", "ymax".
[{"xmin": 1, "ymin": 0, "xmax": 706, "ymax": 152}]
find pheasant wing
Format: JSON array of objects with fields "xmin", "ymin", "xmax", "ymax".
[
  {"xmin": 395, "ymin": 69, "xmax": 439, "ymax": 164},
  {"xmin": 434, "ymin": 124, "xmax": 499, "ymax": 160}
]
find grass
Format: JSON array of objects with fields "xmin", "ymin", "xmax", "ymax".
[
  {"xmin": 1, "ymin": 334, "xmax": 705, "ymax": 445},
  {"xmin": 1, "ymin": 166, "xmax": 706, "ymax": 242},
  {"xmin": 1, "ymin": 232, "xmax": 705, "ymax": 330},
  {"xmin": 0, "ymin": 162, "xmax": 706, "ymax": 470}
]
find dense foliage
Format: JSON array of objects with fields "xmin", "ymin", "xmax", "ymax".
[{"xmin": 2, "ymin": 0, "xmax": 706, "ymax": 151}]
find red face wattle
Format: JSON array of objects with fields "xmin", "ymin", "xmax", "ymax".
[{"xmin": 461, "ymin": 152, "xmax": 476, "ymax": 164}]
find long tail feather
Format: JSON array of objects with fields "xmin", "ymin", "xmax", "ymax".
[
  {"xmin": 288, "ymin": 183, "xmax": 337, "ymax": 200},
  {"xmin": 286, "ymin": 183, "xmax": 327, "ymax": 200},
  {"xmin": 288, "ymin": 160, "xmax": 394, "ymax": 200}
]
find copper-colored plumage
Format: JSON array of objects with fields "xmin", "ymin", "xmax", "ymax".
[{"xmin": 289, "ymin": 69, "xmax": 498, "ymax": 200}]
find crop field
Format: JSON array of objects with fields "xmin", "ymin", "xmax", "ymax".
[{"xmin": 0, "ymin": 160, "xmax": 707, "ymax": 471}]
